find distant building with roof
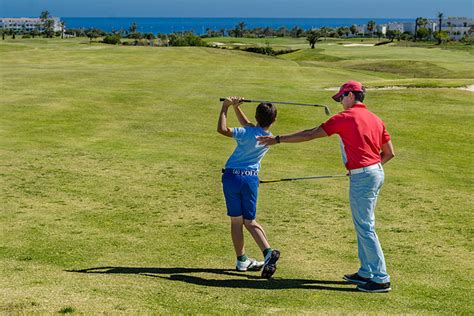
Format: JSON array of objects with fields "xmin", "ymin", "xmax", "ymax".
[
  {"xmin": 442, "ymin": 17, "xmax": 473, "ymax": 40},
  {"xmin": 0, "ymin": 17, "xmax": 63, "ymax": 33},
  {"xmin": 356, "ymin": 17, "xmax": 473, "ymax": 40}
]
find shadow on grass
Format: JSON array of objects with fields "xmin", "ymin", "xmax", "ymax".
[{"xmin": 66, "ymin": 266, "xmax": 357, "ymax": 292}]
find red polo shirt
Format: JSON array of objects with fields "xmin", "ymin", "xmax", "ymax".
[{"xmin": 320, "ymin": 103, "xmax": 390, "ymax": 170}]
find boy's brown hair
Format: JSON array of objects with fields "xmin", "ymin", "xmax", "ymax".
[{"xmin": 255, "ymin": 103, "xmax": 277, "ymax": 128}]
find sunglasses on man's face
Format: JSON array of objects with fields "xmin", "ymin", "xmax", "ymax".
[{"xmin": 338, "ymin": 92, "xmax": 351, "ymax": 102}]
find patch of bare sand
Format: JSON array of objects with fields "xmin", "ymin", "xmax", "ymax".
[
  {"xmin": 324, "ymin": 85, "xmax": 474, "ymax": 92},
  {"xmin": 342, "ymin": 43, "xmax": 375, "ymax": 47}
]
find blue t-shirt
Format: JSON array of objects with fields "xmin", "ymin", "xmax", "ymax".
[{"xmin": 225, "ymin": 125, "xmax": 272, "ymax": 171}]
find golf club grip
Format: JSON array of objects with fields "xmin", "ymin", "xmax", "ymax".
[
  {"xmin": 219, "ymin": 98, "xmax": 251, "ymax": 102},
  {"xmin": 260, "ymin": 178, "xmax": 293, "ymax": 183}
]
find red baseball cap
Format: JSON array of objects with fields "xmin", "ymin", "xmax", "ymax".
[{"xmin": 332, "ymin": 80, "xmax": 364, "ymax": 102}]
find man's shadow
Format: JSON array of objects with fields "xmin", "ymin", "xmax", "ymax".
[{"xmin": 67, "ymin": 266, "xmax": 358, "ymax": 292}]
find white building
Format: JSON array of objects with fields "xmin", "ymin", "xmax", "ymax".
[
  {"xmin": 386, "ymin": 23, "xmax": 404, "ymax": 33},
  {"xmin": 377, "ymin": 25, "xmax": 387, "ymax": 35},
  {"xmin": 0, "ymin": 17, "xmax": 63, "ymax": 33},
  {"xmin": 441, "ymin": 17, "xmax": 473, "ymax": 40},
  {"xmin": 355, "ymin": 25, "xmax": 366, "ymax": 35},
  {"xmin": 356, "ymin": 17, "xmax": 472, "ymax": 40}
]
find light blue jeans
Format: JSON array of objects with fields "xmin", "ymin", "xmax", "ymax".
[{"xmin": 349, "ymin": 166, "xmax": 390, "ymax": 284}]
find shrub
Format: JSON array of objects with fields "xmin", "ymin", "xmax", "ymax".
[
  {"xmin": 274, "ymin": 48, "xmax": 300, "ymax": 55},
  {"xmin": 102, "ymin": 35, "xmax": 121, "ymax": 45},
  {"xmin": 242, "ymin": 46, "xmax": 276, "ymax": 56},
  {"xmin": 375, "ymin": 41, "xmax": 392, "ymax": 46},
  {"xmin": 461, "ymin": 35, "xmax": 474, "ymax": 45},
  {"xmin": 22, "ymin": 35, "xmax": 31, "ymax": 39},
  {"xmin": 168, "ymin": 32, "xmax": 207, "ymax": 47}
]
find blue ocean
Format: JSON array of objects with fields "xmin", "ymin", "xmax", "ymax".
[{"xmin": 61, "ymin": 17, "xmax": 414, "ymax": 34}]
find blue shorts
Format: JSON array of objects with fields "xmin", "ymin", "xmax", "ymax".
[{"xmin": 222, "ymin": 169, "xmax": 259, "ymax": 220}]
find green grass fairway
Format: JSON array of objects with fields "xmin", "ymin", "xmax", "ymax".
[{"xmin": 1, "ymin": 37, "xmax": 473, "ymax": 314}]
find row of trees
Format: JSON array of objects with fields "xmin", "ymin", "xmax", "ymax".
[
  {"xmin": 222, "ymin": 22, "xmax": 361, "ymax": 39},
  {"xmin": 4, "ymin": 13, "xmax": 472, "ymax": 47},
  {"xmin": 63, "ymin": 22, "xmax": 206, "ymax": 46},
  {"xmin": 223, "ymin": 19, "xmax": 472, "ymax": 46}
]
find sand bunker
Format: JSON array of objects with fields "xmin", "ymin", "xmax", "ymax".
[
  {"xmin": 458, "ymin": 85, "xmax": 474, "ymax": 92},
  {"xmin": 324, "ymin": 85, "xmax": 474, "ymax": 92},
  {"xmin": 209, "ymin": 42, "xmax": 246, "ymax": 46},
  {"xmin": 82, "ymin": 46, "xmax": 108, "ymax": 50},
  {"xmin": 342, "ymin": 44, "xmax": 375, "ymax": 47}
]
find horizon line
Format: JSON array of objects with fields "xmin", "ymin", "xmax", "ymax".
[{"xmin": 2, "ymin": 16, "xmax": 430, "ymax": 19}]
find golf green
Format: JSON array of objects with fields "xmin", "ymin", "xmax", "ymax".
[{"xmin": 0, "ymin": 37, "xmax": 473, "ymax": 314}]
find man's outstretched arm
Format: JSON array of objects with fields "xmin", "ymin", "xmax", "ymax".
[{"xmin": 257, "ymin": 126, "xmax": 328, "ymax": 146}]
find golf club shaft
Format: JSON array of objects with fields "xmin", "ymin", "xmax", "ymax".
[
  {"xmin": 219, "ymin": 98, "xmax": 326, "ymax": 108},
  {"xmin": 219, "ymin": 98, "xmax": 331, "ymax": 116},
  {"xmin": 259, "ymin": 174, "xmax": 347, "ymax": 183}
]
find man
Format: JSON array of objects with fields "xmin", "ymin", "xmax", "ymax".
[{"xmin": 257, "ymin": 80, "xmax": 395, "ymax": 292}]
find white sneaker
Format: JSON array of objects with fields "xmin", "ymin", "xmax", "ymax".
[{"xmin": 236, "ymin": 258, "xmax": 264, "ymax": 272}]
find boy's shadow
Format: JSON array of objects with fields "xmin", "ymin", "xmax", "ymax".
[{"xmin": 67, "ymin": 266, "xmax": 357, "ymax": 292}]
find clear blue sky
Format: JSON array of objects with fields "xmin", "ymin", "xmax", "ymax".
[{"xmin": 1, "ymin": 0, "xmax": 473, "ymax": 18}]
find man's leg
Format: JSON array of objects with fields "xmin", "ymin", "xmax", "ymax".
[{"xmin": 349, "ymin": 169, "xmax": 390, "ymax": 284}]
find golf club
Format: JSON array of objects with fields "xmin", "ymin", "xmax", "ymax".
[
  {"xmin": 259, "ymin": 174, "xmax": 347, "ymax": 183},
  {"xmin": 219, "ymin": 98, "xmax": 331, "ymax": 116}
]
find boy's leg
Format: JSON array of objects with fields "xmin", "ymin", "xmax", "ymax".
[
  {"xmin": 240, "ymin": 175, "xmax": 269, "ymax": 251},
  {"xmin": 232, "ymin": 216, "xmax": 264, "ymax": 272},
  {"xmin": 244, "ymin": 219, "xmax": 270, "ymax": 252},
  {"xmin": 222, "ymin": 172, "xmax": 245, "ymax": 257},
  {"xmin": 240, "ymin": 175, "xmax": 279, "ymax": 278},
  {"xmin": 230, "ymin": 216, "xmax": 245, "ymax": 256}
]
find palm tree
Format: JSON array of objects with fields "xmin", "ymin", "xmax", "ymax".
[
  {"xmin": 469, "ymin": 25, "xmax": 474, "ymax": 36},
  {"xmin": 350, "ymin": 24, "xmax": 358, "ymax": 37},
  {"xmin": 414, "ymin": 17, "xmax": 422, "ymax": 41},
  {"xmin": 129, "ymin": 22, "xmax": 137, "ymax": 34},
  {"xmin": 40, "ymin": 10, "xmax": 52, "ymax": 36},
  {"xmin": 146, "ymin": 33, "xmax": 155, "ymax": 46},
  {"xmin": 236, "ymin": 21, "xmax": 246, "ymax": 37},
  {"xmin": 320, "ymin": 27, "xmax": 330, "ymax": 40},
  {"xmin": 43, "ymin": 19, "xmax": 55, "ymax": 38},
  {"xmin": 437, "ymin": 12, "xmax": 444, "ymax": 44},
  {"xmin": 60, "ymin": 21, "xmax": 65, "ymax": 39},
  {"xmin": 414, "ymin": 17, "xmax": 428, "ymax": 41},
  {"xmin": 40, "ymin": 11, "xmax": 50, "ymax": 21},
  {"xmin": 367, "ymin": 20, "xmax": 376, "ymax": 37},
  {"xmin": 306, "ymin": 29, "xmax": 320, "ymax": 49}
]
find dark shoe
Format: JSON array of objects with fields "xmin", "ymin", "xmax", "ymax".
[
  {"xmin": 357, "ymin": 280, "xmax": 391, "ymax": 293},
  {"xmin": 261, "ymin": 249, "xmax": 280, "ymax": 279},
  {"xmin": 343, "ymin": 273, "xmax": 370, "ymax": 285}
]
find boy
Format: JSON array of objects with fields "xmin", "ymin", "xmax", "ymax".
[{"xmin": 217, "ymin": 96, "xmax": 280, "ymax": 279}]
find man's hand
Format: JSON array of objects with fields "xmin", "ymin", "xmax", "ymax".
[
  {"xmin": 223, "ymin": 96, "xmax": 243, "ymax": 108},
  {"xmin": 257, "ymin": 135, "xmax": 277, "ymax": 146}
]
